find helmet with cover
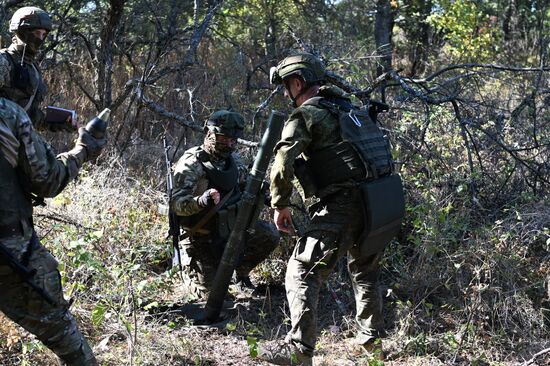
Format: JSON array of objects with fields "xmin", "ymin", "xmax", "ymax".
[
  {"xmin": 9, "ymin": 7, "xmax": 52, "ymax": 33},
  {"xmin": 270, "ymin": 52, "xmax": 325, "ymax": 86},
  {"xmin": 204, "ymin": 110, "xmax": 245, "ymax": 139}
]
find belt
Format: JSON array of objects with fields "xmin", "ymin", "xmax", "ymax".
[{"xmin": 0, "ymin": 220, "xmax": 25, "ymax": 239}]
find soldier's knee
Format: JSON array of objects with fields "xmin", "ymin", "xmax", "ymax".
[
  {"xmin": 35, "ymin": 311, "xmax": 80, "ymax": 346},
  {"xmin": 29, "ymin": 246, "xmax": 66, "ymax": 303}
]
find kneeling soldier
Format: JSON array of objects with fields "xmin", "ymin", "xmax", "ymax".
[{"xmin": 170, "ymin": 110, "xmax": 280, "ymax": 298}]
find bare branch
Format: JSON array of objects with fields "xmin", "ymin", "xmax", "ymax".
[
  {"xmin": 183, "ymin": 0, "xmax": 223, "ymax": 66},
  {"xmin": 252, "ymin": 85, "xmax": 283, "ymax": 134},
  {"xmin": 523, "ymin": 347, "xmax": 550, "ymax": 366},
  {"xmin": 135, "ymin": 86, "xmax": 258, "ymax": 147},
  {"xmin": 64, "ymin": 61, "xmax": 101, "ymax": 110},
  {"xmin": 417, "ymin": 63, "xmax": 550, "ymax": 83}
]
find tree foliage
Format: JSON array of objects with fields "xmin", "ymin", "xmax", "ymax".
[{"xmin": 0, "ymin": 0, "xmax": 548, "ymax": 364}]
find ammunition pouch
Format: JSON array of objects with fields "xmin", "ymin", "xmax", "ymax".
[{"xmin": 358, "ymin": 174, "xmax": 405, "ymax": 256}]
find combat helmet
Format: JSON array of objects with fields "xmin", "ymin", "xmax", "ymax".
[
  {"xmin": 204, "ymin": 110, "xmax": 245, "ymax": 139},
  {"xmin": 270, "ymin": 52, "xmax": 325, "ymax": 86},
  {"xmin": 9, "ymin": 7, "xmax": 52, "ymax": 33}
]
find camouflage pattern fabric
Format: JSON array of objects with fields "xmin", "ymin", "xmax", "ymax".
[
  {"xmin": 171, "ymin": 146, "xmax": 247, "ymax": 216},
  {"xmin": 180, "ymin": 220, "xmax": 280, "ymax": 299},
  {"xmin": 284, "ymin": 189, "xmax": 383, "ymax": 356},
  {"xmin": 171, "ymin": 144, "xmax": 279, "ymax": 298},
  {"xmin": 270, "ymin": 86, "xmax": 358, "ymax": 208},
  {"xmin": 0, "ymin": 41, "xmax": 48, "ymax": 126},
  {"xmin": 270, "ymin": 87, "xmax": 385, "ymax": 356},
  {"xmin": 0, "ymin": 98, "xmax": 96, "ymax": 365},
  {"xmin": 0, "ymin": 233, "xmax": 96, "ymax": 365}
]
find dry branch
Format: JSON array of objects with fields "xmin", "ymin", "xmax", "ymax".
[
  {"xmin": 523, "ymin": 347, "xmax": 550, "ymax": 365},
  {"xmin": 135, "ymin": 86, "xmax": 258, "ymax": 147}
]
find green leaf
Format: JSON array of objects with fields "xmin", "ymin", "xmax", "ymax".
[
  {"xmin": 246, "ymin": 336, "xmax": 258, "ymax": 358},
  {"xmin": 91, "ymin": 303, "xmax": 106, "ymax": 327},
  {"xmin": 143, "ymin": 301, "xmax": 159, "ymax": 311}
]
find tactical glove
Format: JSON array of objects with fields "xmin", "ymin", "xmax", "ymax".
[
  {"xmin": 46, "ymin": 117, "xmax": 77, "ymax": 132},
  {"xmin": 62, "ymin": 127, "xmax": 106, "ymax": 168},
  {"xmin": 197, "ymin": 188, "xmax": 220, "ymax": 207},
  {"xmin": 76, "ymin": 127, "xmax": 107, "ymax": 161}
]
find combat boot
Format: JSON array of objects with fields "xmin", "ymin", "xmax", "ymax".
[
  {"xmin": 348, "ymin": 338, "xmax": 385, "ymax": 361},
  {"xmin": 57, "ymin": 339, "xmax": 98, "ymax": 366},
  {"xmin": 258, "ymin": 340, "xmax": 313, "ymax": 365},
  {"xmin": 231, "ymin": 275, "xmax": 257, "ymax": 297}
]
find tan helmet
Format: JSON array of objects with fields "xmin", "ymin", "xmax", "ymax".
[
  {"xmin": 270, "ymin": 52, "xmax": 325, "ymax": 85},
  {"xmin": 9, "ymin": 7, "xmax": 52, "ymax": 33}
]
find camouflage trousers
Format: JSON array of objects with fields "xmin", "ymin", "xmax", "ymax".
[
  {"xmin": 285, "ymin": 188, "xmax": 384, "ymax": 357},
  {"xmin": 0, "ymin": 230, "xmax": 96, "ymax": 365},
  {"xmin": 180, "ymin": 220, "xmax": 279, "ymax": 298}
]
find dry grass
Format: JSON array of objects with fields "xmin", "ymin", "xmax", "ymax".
[{"xmin": 1, "ymin": 148, "xmax": 548, "ymax": 365}]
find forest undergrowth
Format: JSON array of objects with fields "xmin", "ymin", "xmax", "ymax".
[
  {"xmin": 0, "ymin": 144, "xmax": 548, "ymax": 365},
  {"xmin": 0, "ymin": 1, "xmax": 549, "ymax": 365}
]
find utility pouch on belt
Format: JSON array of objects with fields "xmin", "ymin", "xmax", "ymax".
[
  {"xmin": 359, "ymin": 174, "xmax": 405, "ymax": 256},
  {"xmin": 293, "ymin": 157, "xmax": 318, "ymax": 198}
]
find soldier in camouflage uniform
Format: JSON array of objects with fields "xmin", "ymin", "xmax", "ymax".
[
  {"xmin": 259, "ymin": 53, "xmax": 389, "ymax": 365},
  {"xmin": 170, "ymin": 110, "xmax": 279, "ymax": 299},
  {"xmin": 0, "ymin": 98, "xmax": 105, "ymax": 365},
  {"xmin": 0, "ymin": 7, "xmax": 66, "ymax": 130}
]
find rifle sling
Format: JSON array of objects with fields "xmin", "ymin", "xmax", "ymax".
[
  {"xmin": 188, "ymin": 187, "xmax": 235, "ymax": 238},
  {"xmin": 0, "ymin": 238, "xmax": 56, "ymax": 305}
]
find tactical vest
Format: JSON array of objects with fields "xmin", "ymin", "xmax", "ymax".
[
  {"xmin": 180, "ymin": 148, "xmax": 241, "ymax": 239},
  {"xmin": 0, "ymin": 49, "xmax": 46, "ymax": 124},
  {"xmin": 294, "ymin": 96, "xmax": 394, "ymax": 195},
  {"xmin": 0, "ymin": 152, "xmax": 33, "ymax": 227},
  {"xmin": 295, "ymin": 95, "xmax": 405, "ymax": 256}
]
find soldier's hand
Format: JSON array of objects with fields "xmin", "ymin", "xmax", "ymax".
[
  {"xmin": 46, "ymin": 115, "xmax": 78, "ymax": 132},
  {"xmin": 197, "ymin": 188, "xmax": 220, "ymax": 207},
  {"xmin": 273, "ymin": 207, "xmax": 296, "ymax": 235},
  {"xmin": 76, "ymin": 127, "xmax": 106, "ymax": 160}
]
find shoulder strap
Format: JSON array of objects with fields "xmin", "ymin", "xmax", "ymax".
[
  {"xmin": 187, "ymin": 187, "xmax": 235, "ymax": 238},
  {"xmin": 301, "ymin": 96, "xmax": 325, "ymax": 108},
  {"xmin": 301, "ymin": 96, "xmax": 349, "ymax": 117},
  {"xmin": 22, "ymin": 64, "xmax": 39, "ymax": 112}
]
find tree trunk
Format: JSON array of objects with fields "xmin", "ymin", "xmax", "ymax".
[
  {"xmin": 374, "ymin": 0, "xmax": 394, "ymax": 100},
  {"xmin": 96, "ymin": 0, "xmax": 126, "ymax": 109}
]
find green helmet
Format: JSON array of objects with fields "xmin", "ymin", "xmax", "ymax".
[
  {"xmin": 204, "ymin": 110, "xmax": 245, "ymax": 138},
  {"xmin": 9, "ymin": 7, "xmax": 52, "ymax": 33},
  {"xmin": 270, "ymin": 52, "xmax": 325, "ymax": 85}
]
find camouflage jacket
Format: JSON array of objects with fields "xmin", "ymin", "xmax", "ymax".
[
  {"xmin": 0, "ymin": 98, "xmax": 82, "ymax": 228},
  {"xmin": 171, "ymin": 145, "xmax": 247, "ymax": 217},
  {"xmin": 270, "ymin": 86, "xmax": 358, "ymax": 208},
  {"xmin": 0, "ymin": 45, "xmax": 47, "ymax": 125}
]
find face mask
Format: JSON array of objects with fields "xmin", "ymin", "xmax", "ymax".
[
  {"xmin": 14, "ymin": 29, "xmax": 46, "ymax": 57},
  {"xmin": 203, "ymin": 133, "xmax": 235, "ymax": 160}
]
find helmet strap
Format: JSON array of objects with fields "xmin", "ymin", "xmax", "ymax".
[
  {"xmin": 284, "ymin": 77, "xmax": 313, "ymax": 108},
  {"xmin": 20, "ymin": 43, "xmax": 26, "ymax": 66}
]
